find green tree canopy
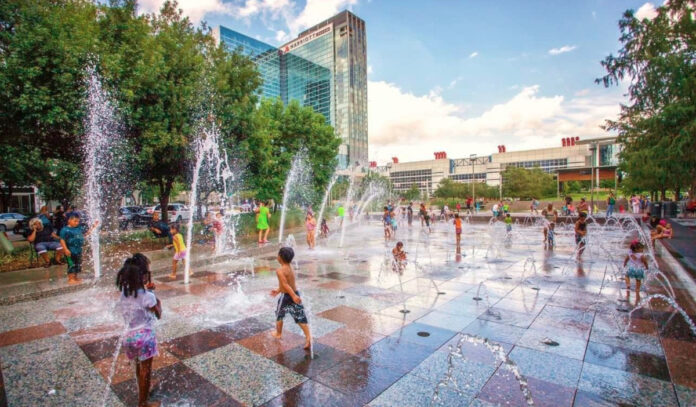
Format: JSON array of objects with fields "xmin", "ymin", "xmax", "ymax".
[
  {"xmin": 501, "ymin": 167, "xmax": 556, "ymax": 199},
  {"xmin": 598, "ymin": 0, "xmax": 696, "ymax": 198}
]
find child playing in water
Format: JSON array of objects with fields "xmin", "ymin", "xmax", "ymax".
[
  {"xmin": 270, "ymin": 247, "xmax": 311, "ymax": 350},
  {"xmin": 320, "ymin": 218, "xmax": 329, "ymax": 238},
  {"xmin": 392, "ymin": 241, "xmax": 407, "ymax": 274},
  {"xmin": 256, "ymin": 201, "xmax": 271, "ymax": 244},
  {"xmin": 623, "ymin": 240, "xmax": 648, "ymax": 295},
  {"xmin": 652, "ymin": 219, "xmax": 674, "ymax": 247},
  {"xmin": 504, "ymin": 213, "xmax": 513, "ymax": 233},
  {"xmin": 116, "ymin": 254, "xmax": 162, "ymax": 407},
  {"xmin": 453, "ymin": 213, "xmax": 462, "ymax": 247},
  {"xmin": 390, "ymin": 212, "xmax": 398, "ymax": 235},
  {"xmin": 166, "ymin": 224, "xmax": 187, "ymax": 279},
  {"xmin": 546, "ymin": 222, "xmax": 555, "ymax": 249},
  {"xmin": 59, "ymin": 213, "xmax": 99, "ymax": 284},
  {"xmin": 574, "ymin": 212, "xmax": 588, "ymax": 258},
  {"xmin": 212, "ymin": 212, "xmax": 224, "ymax": 252},
  {"xmin": 305, "ymin": 213, "xmax": 316, "ymax": 249},
  {"xmin": 383, "ymin": 207, "xmax": 392, "ymax": 240}
]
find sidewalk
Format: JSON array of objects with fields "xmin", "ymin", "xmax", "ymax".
[
  {"xmin": 659, "ymin": 219, "xmax": 696, "ymax": 276},
  {"xmin": 0, "ymin": 239, "xmax": 281, "ymax": 306}
]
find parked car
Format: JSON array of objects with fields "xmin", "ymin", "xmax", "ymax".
[
  {"xmin": 0, "ymin": 213, "xmax": 27, "ymax": 232},
  {"xmin": 142, "ymin": 203, "xmax": 191, "ymax": 223},
  {"xmin": 118, "ymin": 207, "xmax": 141, "ymax": 230}
]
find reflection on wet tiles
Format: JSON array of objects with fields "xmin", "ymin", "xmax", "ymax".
[
  {"xmin": 516, "ymin": 328, "xmax": 588, "ymax": 360},
  {"xmin": 509, "ymin": 346, "xmax": 583, "ymax": 388},
  {"xmin": 462, "ymin": 319, "xmax": 528, "ymax": 345},
  {"xmin": 358, "ymin": 336, "xmax": 433, "ymax": 374},
  {"xmin": 589, "ymin": 325, "xmax": 664, "ymax": 357},
  {"xmin": 578, "ymin": 362, "xmax": 678, "ymax": 407},
  {"xmin": 416, "ymin": 311, "xmax": 477, "ymax": 332},
  {"xmin": 369, "ymin": 372, "xmax": 471, "ymax": 407},
  {"xmin": 185, "ymin": 343, "xmax": 306, "ymax": 406},
  {"xmin": 0, "ymin": 334, "xmax": 123, "ymax": 407},
  {"xmin": 478, "ymin": 369, "xmax": 575, "ymax": 407},
  {"xmin": 410, "ymin": 350, "xmax": 495, "ymax": 394},
  {"xmin": 315, "ymin": 355, "xmax": 404, "ymax": 405},
  {"xmin": 262, "ymin": 379, "xmax": 360, "ymax": 407},
  {"xmin": 584, "ymin": 342, "xmax": 670, "ymax": 382}
]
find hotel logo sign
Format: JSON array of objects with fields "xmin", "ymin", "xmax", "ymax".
[{"xmin": 280, "ymin": 24, "xmax": 333, "ymax": 54}]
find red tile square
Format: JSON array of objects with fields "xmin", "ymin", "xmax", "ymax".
[
  {"xmin": 317, "ymin": 327, "xmax": 384, "ymax": 355},
  {"xmin": 237, "ymin": 329, "xmax": 306, "ymax": 358},
  {"xmin": 0, "ymin": 322, "xmax": 66, "ymax": 347},
  {"xmin": 69, "ymin": 323, "xmax": 122, "ymax": 345},
  {"xmin": 318, "ymin": 281, "xmax": 356, "ymax": 290},
  {"xmin": 94, "ymin": 350, "xmax": 179, "ymax": 385},
  {"xmin": 478, "ymin": 369, "xmax": 574, "ymax": 407}
]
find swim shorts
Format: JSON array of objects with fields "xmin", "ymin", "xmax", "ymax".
[{"xmin": 275, "ymin": 292, "xmax": 308, "ymax": 324}]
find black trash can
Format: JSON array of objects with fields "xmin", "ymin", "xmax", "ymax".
[
  {"xmin": 663, "ymin": 201, "xmax": 677, "ymax": 218},
  {"xmin": 650, "ymin": 202, "xmax": 661, "ymax": 217}
]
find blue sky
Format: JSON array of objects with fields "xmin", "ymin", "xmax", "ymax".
[{"xmin": 139, "ymin": 0, "xmax": 658, "ymax": 163}]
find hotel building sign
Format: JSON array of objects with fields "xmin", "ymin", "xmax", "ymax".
[{"xmin": 280, "ymin": 24, "xmax": 333, "ymax": 54}]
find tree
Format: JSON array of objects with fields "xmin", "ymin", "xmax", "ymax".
[
  {"xmin": 501, "ymin": 167, "xmax": 556, "ymax": 199},
  {"xmin": 402, "ymin": 184, "xmax": 421, "ymax": 201},
  {"xmin": 0, "ymin": 146, "xmax": 43, "ymax": 212},
  {"xmin": 598, "ymin": 0, "xmax": 696, "ymax": 198},
  {"xmin": 244, "ymin": 98, "xmax": 340, "ymax": 203}
]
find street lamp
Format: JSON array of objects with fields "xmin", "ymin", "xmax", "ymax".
[
  {"xmin": 470, "ymin": 154, "xmax": 476, "ymax": 209},
  {"xmin": 589, "ymin": 142, "xmax": 598, "ymax": 213}
]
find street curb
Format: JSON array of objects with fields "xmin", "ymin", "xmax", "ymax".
[{"xmin": 0, "ymin": 242, "xmax": 282, "ymax": 306}]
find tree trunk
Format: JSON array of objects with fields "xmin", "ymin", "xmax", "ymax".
[
  {"xmin": 675, "ymin": 187, "xmax": 681, "ymax": 201},
  {"xmin": 660, "ymin": 188, "xmax": 666, "ymax": 201},
  {"xmin": 0, "ymin": 183, "xmax": 12, "ymax": 213},
  {"xmin": 158, "ymin": 178, "xmax": 173, "ymax": 223}
]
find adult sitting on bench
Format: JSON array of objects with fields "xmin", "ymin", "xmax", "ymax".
[
  {"xmin": 27, "ymin": 218, "xmax": 64, "ymax": 268},
  {"xmin": 148, "ymin": 212, "xmax": 172, "ymax": 244}
]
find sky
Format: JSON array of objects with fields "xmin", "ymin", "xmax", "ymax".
[{"xmin": 136, "ymin": 0, "xmax": 661, "ymax": 164}]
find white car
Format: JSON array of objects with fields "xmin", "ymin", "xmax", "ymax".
[
  {"xmin": 0, "ymin": 213, "xmax": 26, "ymax": 232},
  {"xmin": 152, "ymin": 203, "xmax": 191, "ymax": 223}
]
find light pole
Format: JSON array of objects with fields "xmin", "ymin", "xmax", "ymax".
[
  {"xmin": 589, "ymin": 142, "xmax": 597, "ymax": 213},
  {"xmin": 470, "ymin": 154, "xmax": 476, "ymax": 207}
]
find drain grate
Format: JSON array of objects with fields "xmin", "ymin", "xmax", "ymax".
[{"xmin": 417, "ymin": 331, "xmax": 431, "ymax": 337}]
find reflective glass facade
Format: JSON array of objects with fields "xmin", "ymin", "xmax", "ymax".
[
  {"xmin": 216, "ymin": 26, "xmax": 281, "ymax": 101},
  {"xmin": 215, "ymin": 10, "xmax": 368, "ymax": 169}
]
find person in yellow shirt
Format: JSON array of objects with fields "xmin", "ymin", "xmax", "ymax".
[{"xmin": 166, "ymin": 224, "xmax": 187, "ymax": 279}]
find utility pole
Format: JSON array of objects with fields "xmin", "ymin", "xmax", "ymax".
[
  {"xmin": 470, "ymin": 154, "xmax": 476, "ymax": 205},
  {"xmin": 589, "ymin": 142, "xmax": 597, "ymax": 212}
]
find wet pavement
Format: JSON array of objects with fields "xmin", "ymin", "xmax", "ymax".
[{"xmin": 1, "ymin": 217, "xmax": 695, "ymax": 406}]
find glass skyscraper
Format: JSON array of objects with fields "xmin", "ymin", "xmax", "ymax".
[{"xmin": 213, "ymin": 10, "xmax": 368, "ymax": 169}]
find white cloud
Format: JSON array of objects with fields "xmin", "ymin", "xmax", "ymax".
[
  {"xmin": 275, "ymin": 29, "xmax": 290, "ymax": 41},
  {"xmin": 367, "ymin": 65, "xmax": 373, "ymax": 75},
  {"xmin": 448, "ymin": 76, "xmax": 463, "ymax": 89},
  {"xmin": 137, "ymin": 0, "xmax": 230, "ymax": 23},
  {"xmin": 368, "ymin": 81, "xmax": 621, "ymax": 164},
  {"xmin": 137, "ymin": 0, "xmax": 291, "ymax": 24},
  {"xmin": 287, "ymin": 0, "xmax": 358, "ymax": 35},
  {"xmin": 548, "ymin": 45, "xmax": 577, "ymax": 55},
  {"xmin": 469, "ymin": 51, "xmax": 479, "ymax": 59},
  {"xmin": 635, "ymin": 2, "xmax": 658, "ymax": 20}
]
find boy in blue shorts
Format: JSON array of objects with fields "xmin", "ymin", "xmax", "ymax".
[{"xmin": 270, "ymin": 247, "xmax": 311, "ymax": 350}]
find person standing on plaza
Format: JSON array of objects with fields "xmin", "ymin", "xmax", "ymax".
[
  {"xmin": 453, "ymin": 213, "xmax": 462, "ymax": 248},
  {"xmin": 407, "ymin": 202, "xmax": 414, "ymax": 226},
  {"xmin": 456, "ymin": 202, "xmax": 461, "ymax": 213},
  {"xmin": 59, "ymin": 213, "xmax": 99, "ymax": 284},
  {"xmin": 574, "ymin": 212, "xmax": 588, "ymax": 258},
  {"xmin": 607, "ymin": 192, "xmax": 616, "ymax": 218},
  {"xmin": 578, "ymin": 197, "xmax": 589, "ymax": 215},
  {"xmin": 166, "ymin": 224, "xmax": 187, "ymax": 279},
  {"xmin": 305, "ymin": 212, "xmax": 316, "ymax": 249},
  {"xmin": 419, "ymin": 203, "xmax": 426, "ymax": 226},
  {"xmin": 256, "ymin": 201, "xmax": 271, "ymax": 243},
  {"xmin": 116, "ymin": 255, "xmax": 162, "ymax": 407},
  {"xmin": 270, "ymin": 247, "xmax": 311, "ymax": 350},
  {"xmin": 53, "ymin": 205, "xmax": 66, "ymax": 234},
  {"xmin": 337, "ymin": 204, "xmax": 345, "ymax": 227}
]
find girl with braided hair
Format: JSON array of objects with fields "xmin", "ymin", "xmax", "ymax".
[{"xmin": 116, "ymin": 254, "xmax": 162, "ymax": 407}]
